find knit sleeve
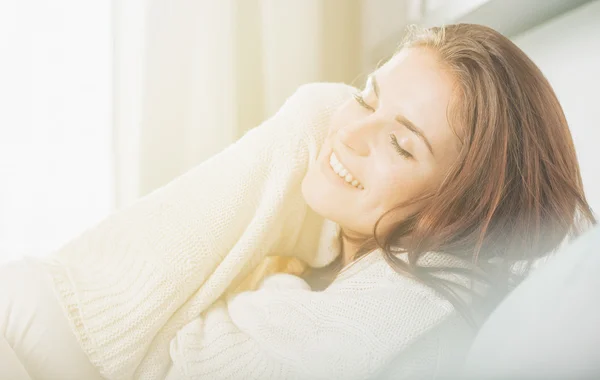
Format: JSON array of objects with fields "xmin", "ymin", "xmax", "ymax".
[
  {"xmin": 41, "ymin": 82, "xmax": 357, "ymax": 379},
  {"xmin": 166, "ymin": 258, "xmax": 463, "ymax": 380}
]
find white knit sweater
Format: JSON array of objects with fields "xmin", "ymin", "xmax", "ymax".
[{"xmin": 39, "ymin": 83, "xmax": 473, "ymax": 379}]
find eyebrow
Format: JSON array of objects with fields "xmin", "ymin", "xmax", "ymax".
[{"xmin": 370, "ymin": 74, "xmax": 435, "ymax": 157}]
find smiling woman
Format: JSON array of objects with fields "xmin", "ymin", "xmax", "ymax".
[
  {"xmin": 302, "ymin": 23, "xmax": 596, "ymax": 319},
  {"xmin": 1, "ymin": 23, "xmax": 596, "ymax": 380},
  {"xmin": 303, "ymin": 47, "xmax": 462, "ymax": 254},
  {"xmin": 318, "ymin": 22, "xmax": 597, "ymax": 322}
]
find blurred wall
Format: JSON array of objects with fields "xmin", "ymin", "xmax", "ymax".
[
  {"xmin": 513, "ymin": 0, "xmax": 600, "ymax": 214},
  {"xmin": 359, "ymin": 0, "xmax": 408, "ymax": 73}
]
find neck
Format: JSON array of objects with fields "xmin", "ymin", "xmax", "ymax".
[{"xmin": 340, "ymin": 229, "xmax": 368, "ymax": 267}]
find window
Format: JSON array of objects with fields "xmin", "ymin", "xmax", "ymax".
[{"xmin": 0, "ymin": 1, "xmax": 113, "ymax": 264}]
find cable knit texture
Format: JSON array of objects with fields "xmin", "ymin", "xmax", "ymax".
[{"xmin": 38, "ymin": 82, "xmax": 473, "ymax": 379}]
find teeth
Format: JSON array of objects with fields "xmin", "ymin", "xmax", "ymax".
[{"xmin": 329, "ymin": 152, "xmax": 363, "ymax": 189}]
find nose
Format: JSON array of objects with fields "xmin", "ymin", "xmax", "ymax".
[{"xmin": 337, "ymin": 116, "xmax": 382, "ymax": 157}]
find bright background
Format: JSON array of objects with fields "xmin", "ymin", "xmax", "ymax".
[{"xmin": 1, "ymin": 0, "xmax": 599, "ymax": 264}]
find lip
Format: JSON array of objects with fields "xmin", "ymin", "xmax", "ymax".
[{"xmin": 321, "ymin": 148, "xmax": 362, "ymax": 190}]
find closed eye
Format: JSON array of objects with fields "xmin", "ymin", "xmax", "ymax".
[
  {"xmin": 353, "ymin": 93, "xmax": 375, "ymax": 113},
  {"xmin": 390, "ymin": 134, "xmax": 413, "ymax": 159},
  {"xmin": 354, "ymin": 92, "xmax": 413, "ymax": 159}
]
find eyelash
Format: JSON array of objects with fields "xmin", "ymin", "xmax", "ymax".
[
  {"xmin": 389, "ymin": 134, "xmax": 413, "ymax": 159},
  {"xmin": 352, "ymin": 92, "xmax": 375, "ymax": 112},
  {"xmin": 353, "ymin": 92, "xmax": 413, "ymax": 159}
]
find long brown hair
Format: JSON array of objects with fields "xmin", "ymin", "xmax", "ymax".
[
  {"xmin": 236, "ymin": 24, "xmax": 596, "ymax": 326},
  {"xmin": 350, "ymin": 23, "xmax": 596, "ymax": 325}
]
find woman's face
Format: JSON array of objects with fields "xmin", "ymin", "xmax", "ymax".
[{"xmin": 302, "ymin": 47, "xmax": 463, "ymax": 239}]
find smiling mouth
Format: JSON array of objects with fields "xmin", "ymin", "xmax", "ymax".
[{"xmin": 329, "ymin": 152, "xmax": 364, "ymax": 190}]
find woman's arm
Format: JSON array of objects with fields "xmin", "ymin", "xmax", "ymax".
[
  {"xmin": 42, "ymin": 82, "xmax": 357, "ymax": 379},
  {"xmin": 166, "ymin": 252, "xmax": 470, "ymax": 380}
]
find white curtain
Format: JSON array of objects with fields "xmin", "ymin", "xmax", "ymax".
[
  {"xmin": 0, "ymin": 0, "xmax": 363, "ymax": 264},
  {"xmin": 113, "ymin": 0, "xmax": 362, "ymax": 207}
]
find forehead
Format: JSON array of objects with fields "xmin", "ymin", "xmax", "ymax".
[{"xmin": 374, "ymin": 48, "xmax": 461, "ymax": 157}]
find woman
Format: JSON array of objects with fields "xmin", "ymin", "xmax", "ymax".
[{"xmin": 0, "ymin": 24, "xmax": 595, "ymax": 379}]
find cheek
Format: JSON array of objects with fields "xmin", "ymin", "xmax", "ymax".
[{"xmin": 368, "ymin": 165, "xmax": 433, "ymax": 211}]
